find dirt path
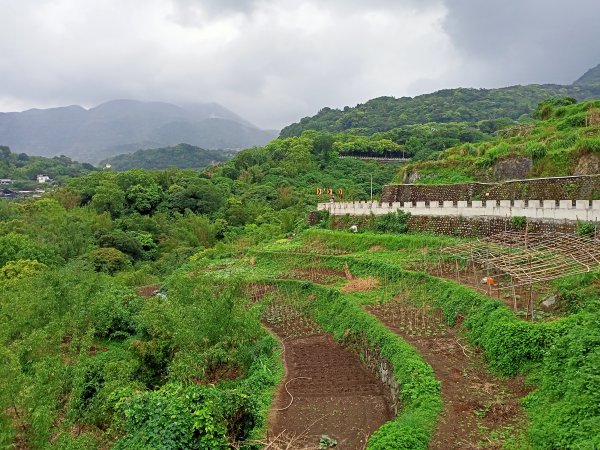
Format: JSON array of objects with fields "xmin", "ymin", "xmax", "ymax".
[
  {"xmin": 367, "ymin": 301, "xmax": 529, "ymax": 450},
  {"xmin": 264, "ymin": 302, "xmax": 393, "ymax": 449}
]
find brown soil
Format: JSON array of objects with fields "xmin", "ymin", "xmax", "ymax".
[
  {"xmin": 367, "ymin": 300, "xmax": 529, "ymax": 449},
  {"xmin": 245, "ymin": 283, "xmax": 276, "ymax": 302},
  {"xmin": 136, "ymin": 284, "xmax": 161, "ymax": 298},
  {"xmin": 283, "ymin": 268, "xmax": 346, "ymax": 285},
  {"xmin": 368, "ymin": 245, "xmax": 385, "ymax": 252},
  {"xmin": 186, "ymin": 264, "xmax": 231, "ymax": 277},
  {"xmin": 341, "ymin": 277, "xmax": 381, "ymax": 293},
  {"xmin": 264, "ymin": 301, "xmax": 393, "ymax": 449},
  {"xmin": 263, "ymin": 301, "xmax": 322, "ymax": 338},
  {"xmin": 88, "ymin": 344, "xmax": 107, "ymax": 356},
  {"xmin": 267, "ymin": 334, "xmax": 393, "ymax": 450}
]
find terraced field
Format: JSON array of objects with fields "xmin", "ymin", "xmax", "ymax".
[
  {"xmin": 248, "ymin": 249, "xmax": 527, "ymax": 449},
  {"xmin": 188, "ymin": 229, "xmax": 598, "ymax": 449},
  {"xmin": 367, "ymin": 300, "xmax": 528, "ymax": 449}
]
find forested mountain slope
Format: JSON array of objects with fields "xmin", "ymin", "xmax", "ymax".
[
  {"xmin": 574, "ymin": 62, "xmax": 600, "ymax": 86},
  {"xmin": 100, "ymin": 144, "xmax": 234, "ymax": 171},
  {"xmin": 281, "ymin": 64, "xmax": 600, "ymax": 137}
]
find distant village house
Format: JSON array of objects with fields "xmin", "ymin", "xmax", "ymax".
[
  {"xmin": 1, "ymin": 188, "xmax": 16, "ymax": 198},
  {"xmin": 0, "ymin": 178, "xmax": 13, "ymax": 185},
  {"xmin": 37, "ymin": 174, "xmax": 51, "ymax": 183}
]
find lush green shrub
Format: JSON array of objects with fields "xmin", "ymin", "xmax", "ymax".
[
  {"xmin": 84, "ymin": 247, "xmax": 132, "ymax": 274},
  {"xmin": 557, "ymin": 112, "xmax": 587, "ymax": 129},
  {"xmin": 313, "ymin": 209, "xmax": 330, "ymax": 228},
  {"xmin": 525, "ymin": 142, "xmax": 547, "ymax": 159},
  {"xmin": 524, "ymin": 312, "xmax": 600, "ymax": 449},
  {"xmin": 534, "ymin": 97, "xmax": 577, "ymax": 120},
  {"xmin": 112, "ymin": 384, "xmax": 255, "ymax": 450},
  {"xmin": 576, "ymin": 221, "xmax": 596, "ymax": 237},
  {"xmin": 89, "ymin": 286, "xmax": 144, "ymax": 340},
  {"xmin": 69, "ymin": 346, "xmax": 140, "ymax": 426},
  {"xmin": 477, "ymin": 142, "xmax": 510, "ymax": 168},
  {"xmin": 576, "ymin": 137, "xmax": 600, "ymax": 154},
  {"xmin": 374, "ymin": 210, "xmax": 411, "ymax": 233},
  {"xmin": 511, "ymin": 215, "xmax": 527, "ymax": 229}
]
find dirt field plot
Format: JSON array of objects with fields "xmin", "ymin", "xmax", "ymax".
[
  {"xmin": 368, "ymin": 300, "xmax": 528, "ymax": 449},
  {"xmin": 282, "ymin": 267, "xmax": 347, "ymax": 286},
  {"xmin": 264, "ymin": 299, "xmax": 393, "ymax": 449},
  {"xmin": 266, "ymin": 334, "xmax": 393, "ymax": 449}
]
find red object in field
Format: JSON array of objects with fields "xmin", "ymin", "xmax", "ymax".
[{"xmin": 481, "ymin": 276, "xmax": 496, "ymax": 285}]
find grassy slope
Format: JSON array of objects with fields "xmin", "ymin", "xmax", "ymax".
[{"xmin": 394, "ymin": 100, "xmax": 600, "ymax": 184}]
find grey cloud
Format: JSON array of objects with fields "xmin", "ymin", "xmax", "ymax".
[
  {"xmin": 169, "ymin": 0, "xmax": 259, "ymax": 25},
  {"xmin": 168, "ymin": 0, "xmax": 441, "ymax": 26},
  {"xmin": 441, "ymin": 0, "xmax": 600, "ymax": 85},
  {"xmin": 0, "ymin": 0, "xmax": 598, "ymax": 130}
]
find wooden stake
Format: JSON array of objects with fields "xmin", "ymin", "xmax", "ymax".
[
  {"xmin": 527, "ymin": 254, "xmax": 533, "ymax": 321},
  {"xmin": 511, "ymin": 275, "xmax": 517, "ymax": 311},
  {"xmin": 455, "ymin": 259, "xmax": 461, "ymax": 283}
]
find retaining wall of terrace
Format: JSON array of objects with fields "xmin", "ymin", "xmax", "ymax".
[
  {"xmin": 325, "ymin": 215, "xmax": 578, "ymax": 238},
  {"xmin": 317, "ymin": 199, "xmax": 600, "ymax": 222},
  {"xmin": 380, "ymin": 175, "xmax": 600, "ymax": 203},
  {"xmin": 406, "ymin": 216, "xmax": 576, "ymax": 237}
]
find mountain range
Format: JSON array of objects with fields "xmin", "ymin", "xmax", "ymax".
[
  {"xmin": 2, "ymin": 64, "xmax": 600, "ymax": 166},
  {"xmin": 0, "ymin": 100, "xmax": 278, "ymax": 164}
]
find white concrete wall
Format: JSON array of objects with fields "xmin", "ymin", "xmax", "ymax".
[{"xmin": 317, "ymin": 200, "xmax": 600, "ymax": 222}]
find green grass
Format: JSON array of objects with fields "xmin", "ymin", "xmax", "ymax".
[{"xmin": 395, "ymin": 100, "xmax": 600, "ymax": 184}]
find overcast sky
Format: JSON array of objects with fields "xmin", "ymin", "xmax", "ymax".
[{"xmin": 0, "ymin": 0, "xmax": 598, "ymax": 129}]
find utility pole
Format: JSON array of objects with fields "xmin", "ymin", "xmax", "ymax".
[{"xmin": 370, "ymin": 174, "xmax": 373, "ymax": 202}]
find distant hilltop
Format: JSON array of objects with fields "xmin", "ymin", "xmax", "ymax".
[
  {"xmin": 280, "ymin": 63, "xmax": 600, "ymax": 137},
  {"xmin": 0, "ymin": 100, "xmax": 279, "ymax": 164},
  {"xmin": 99, "ymin": 143, "xmax": 235, "ymax": 171}
]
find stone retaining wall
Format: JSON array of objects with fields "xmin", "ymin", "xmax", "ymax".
[
  {"xmin": 406, "ymin": 216, "xmax": 577, "ymax": 237},
  {"xmin": 328, "ymin": 215, "xmax": 579, "ymax": 238},
  {"xmin": 380, "ymin": 175, "xmax": 600, "ymax": 203}
]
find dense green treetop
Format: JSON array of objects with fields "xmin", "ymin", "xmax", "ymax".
[{"xmin": 330, "ymin": 121, "xmax": 496, "ymax": 161}]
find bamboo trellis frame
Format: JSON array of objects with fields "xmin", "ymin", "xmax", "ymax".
[{"xmin": 441, "ymin": 231, "xmax": 600, "ymax": 288}]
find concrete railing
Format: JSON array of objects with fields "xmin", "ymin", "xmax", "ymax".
[
  {"xmin": 338, "ymin": 156, "xmax": 411, "ymax": 162},
  {"xmin": 317, "ymin": 200, "xmax": 600, "ymax": 222}
]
